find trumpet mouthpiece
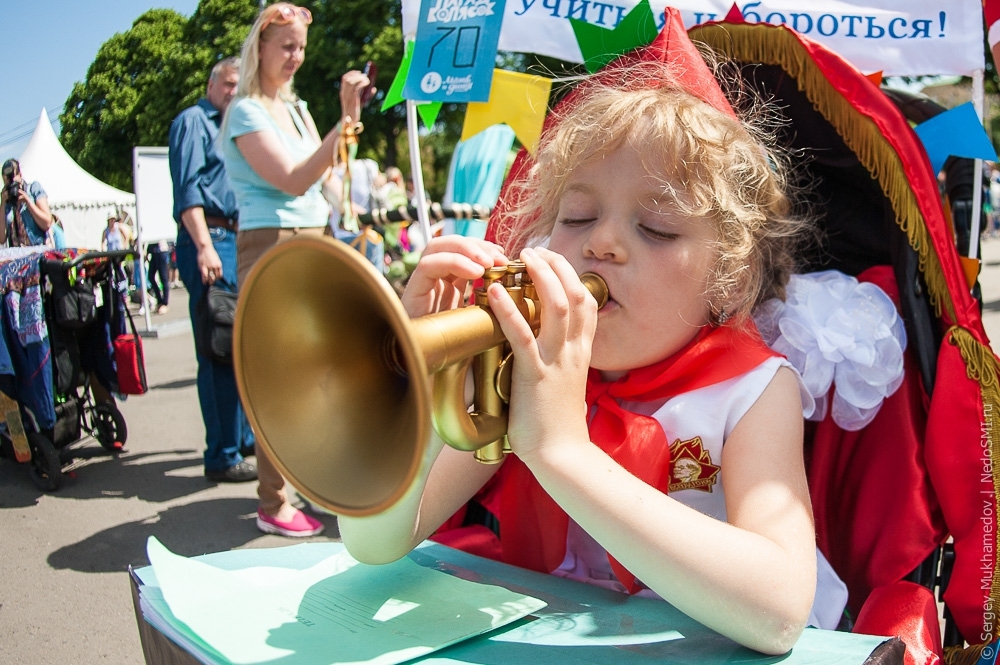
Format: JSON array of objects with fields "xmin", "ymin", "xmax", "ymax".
[{"xmin": 580, "ymin": 272, "xmax": 609, "ymax": 309}]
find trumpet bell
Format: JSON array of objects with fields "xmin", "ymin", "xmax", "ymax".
[{"xmin": 233, "ymin": 236, "xmax": 430, "ymax": 517}]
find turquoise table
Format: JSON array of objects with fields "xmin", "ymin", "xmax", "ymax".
[{"xmin": 130, "ymin": 542, "xmax": 899, "ymax": 665}]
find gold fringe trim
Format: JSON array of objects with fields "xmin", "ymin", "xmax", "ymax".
[
  {"xmin": 951, "ymin": 326, "xmax": 1000, "ymax": 390},
  {"xmin": 945, "ymin": 642, "xmax": 989, "ymax": 665},
  {"xmin": 950, "ymin": 326, "xmax": 1000, "ymax": 646},
  {"xmin": 690, "ymin": 23, "xmax": 955, "ymax": 323}
]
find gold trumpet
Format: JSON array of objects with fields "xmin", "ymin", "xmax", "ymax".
[{"xmin": 233, "ymin": 236, "xmax": 608, "ymax": 517}]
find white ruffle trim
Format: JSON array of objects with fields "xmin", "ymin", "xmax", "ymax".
[{"xmin": 754, "ymin": 270, "xmax": 907, "ymax": 431}]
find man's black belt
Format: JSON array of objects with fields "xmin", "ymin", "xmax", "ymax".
[{"xmin": 205, "ymin": 216, "xmax": 238, "ymax": 232}]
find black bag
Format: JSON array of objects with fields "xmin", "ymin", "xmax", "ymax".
[
  {"xmin": 195, "ymin": 281, "xmax": 238, "ymax": 364},
  {"xmin": 50, "ymin": 272, "xmax": 97, "ymax": 329},
  {"xmin": 49, "ymin": 324, "xmax": 85, "ymax": 395}
]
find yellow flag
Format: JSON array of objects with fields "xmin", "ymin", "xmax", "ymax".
[{"xmin": 461, "ymin": 70, "xmax": 552, "ymax": 155}]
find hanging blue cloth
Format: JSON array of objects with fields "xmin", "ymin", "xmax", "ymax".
[
  {"xmin": 0, "ymin": 247, "xmax": 55, "ymax": 431},
  {"xmin": 445, "ymin": 125, "xmax": 516, "ymax": 239}
]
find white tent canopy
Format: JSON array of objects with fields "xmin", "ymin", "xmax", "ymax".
[{"xmin": 17, "ymin": 108, "xmax": 135, "ymax": 249}]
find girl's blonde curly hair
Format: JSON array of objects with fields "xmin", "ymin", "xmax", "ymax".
[{"xmin": 495, "ymin": 60, "xmax": 812, "ymax": 326}]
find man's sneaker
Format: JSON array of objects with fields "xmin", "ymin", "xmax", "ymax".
[
  {"xmin": 256, "ymin": 508, "xmax": 324, "ymax": 538},
  {"xmin": 205, "ymin": 460, "xmax": 257, "ymax": 483}
]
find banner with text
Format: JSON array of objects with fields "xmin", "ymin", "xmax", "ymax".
[
  {"xmin": 405, "ymin": 0, "xmax": 508, "ymax": 102},
  {"xmin": 402, "ymin": 0, "xmax": 984, "ymax": 77}
]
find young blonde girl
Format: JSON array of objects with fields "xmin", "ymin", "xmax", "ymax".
[{"xmin": 339, "ymin": 30, "xmax": 826, "ymax": 654}]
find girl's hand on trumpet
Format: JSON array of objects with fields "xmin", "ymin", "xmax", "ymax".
[
  {"xmin": 487, "ymin": 246, "xmax": 597, "ymax": 462},
  {"xmin": 401, "ymin": 235, "xmax": 508, "ymax": 318},
  {"xmin": 341, "ymin": 235, "xmax": 510, "ymax": 565}
]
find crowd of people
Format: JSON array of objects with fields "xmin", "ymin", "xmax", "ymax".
[
  {"xmin": 100, "ymin": 210, "xmax": 177, "ymax": 316},
  {"xmin": 984, "ymin": 165, "xmax": 1000, "ymax": 238},
  {"xmin": 335, "ymin": 158, "xmax": 413, "ymax": 215}
]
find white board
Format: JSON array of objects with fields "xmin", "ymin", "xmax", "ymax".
[{"xmin": 132, "ymin": 147, "xmax": 177, "ymax": 244}]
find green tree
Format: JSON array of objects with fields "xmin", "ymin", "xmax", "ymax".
[
  {"xmin": 57, "ymin": 0, "xmax": 573, "ymax": 198},
  {"xmin": 137, "ymin": 0, "xmax": 257, "ymax": 146},
  {"xmin": 60, "ymin": 9, "xmax": 188, "ymax": 190},
  {"xmin": 59, "ymin": 0, "xmax": 413, "ymax": 191},
  {"xmin": 295, "ymin": 0, "xmax": 412, "ymax": 171},
  {"xmin": 59, "ymin": 0, "xmax": 550, "ymax": 198},
  {"xmin": 61, "ymin": 0, "xmax": 258, "ymax": 190}
]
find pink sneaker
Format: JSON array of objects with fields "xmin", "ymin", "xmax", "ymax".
[{"xmin": 256, "ymin": 508, "xmax": 324, "ymax": 538}]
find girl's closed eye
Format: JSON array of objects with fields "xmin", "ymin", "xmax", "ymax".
[
  {"xmin": 637, "ymin": 208, "xmax": 684, "ymax": 241},
  {"xmin": 557, "ymin": 216, "xmax": 597, "ymax": 227},
  {"xmin": 636, "ymin": 195, "xmax": 684, "ymax": 240},
  {"xmin": 638, "ymin": 223, "xmax": 680, "ymax": 241},
  {"xmin": 556, "ymin": 185, "xmax": 598, "ymax": 227}
]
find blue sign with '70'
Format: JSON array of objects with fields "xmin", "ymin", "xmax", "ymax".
[{"xmin": 404, "ymin": 0, "xmax": 507, "ymax": 103}]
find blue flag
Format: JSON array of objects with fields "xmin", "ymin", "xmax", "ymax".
[{"xmin": 914, "ymin": 102, "xmax": 998, "ymax": 174}]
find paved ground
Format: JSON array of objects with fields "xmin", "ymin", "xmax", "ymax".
[
  {"xmin": 2, "ymin": 240, "xmax": 1000, "ymax": 665},
  {"xmin": 0, "ymin": 283, "xmax": 340, "ymax": 665}
]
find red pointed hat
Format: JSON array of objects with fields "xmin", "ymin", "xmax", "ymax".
[
  {"xmin": 634, "ymin": 7, "xmax": 737, "ymax": 119},
  {"xmin": 553, "ymin": 7, "xmax": 738, "ymax": 122},
  {"xmin": 488, "ymin": 6, "xmax": 737, "ymax": 250}
]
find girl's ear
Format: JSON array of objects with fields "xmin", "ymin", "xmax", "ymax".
[{"xmin": 708, "ymin": 301, "xmax": 730, "ymax": 326}]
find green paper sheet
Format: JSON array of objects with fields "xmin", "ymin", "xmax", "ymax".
[{"xmin": 144, "ymin": 537, "xmax": 546, "ymax": 665}]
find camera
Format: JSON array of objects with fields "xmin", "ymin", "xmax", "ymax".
[{"xmin": 4, "ymin": 180, "xmax": 21, "ymax": 201}]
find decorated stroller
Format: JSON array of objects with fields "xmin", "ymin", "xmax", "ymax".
[
  {"xmin": 451, "ymin": 12, "xmax": 997, "ymax": 664},
  {"xmin": 0, "ymin": 248, "xmax": 134, "ymax": 491}
]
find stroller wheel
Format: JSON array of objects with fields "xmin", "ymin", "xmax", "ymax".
[
  {"xmin": 93, "ymin": 403, "xmax": 128, "ymax": 453},
  {"xmin": 27, "ymin": 432, "xmax": 62, "ymax": 492}
]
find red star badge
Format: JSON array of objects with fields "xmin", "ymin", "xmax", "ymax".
[{"xmin": 668, "ymin": 437, "xmax": 720, "ymax": 493}]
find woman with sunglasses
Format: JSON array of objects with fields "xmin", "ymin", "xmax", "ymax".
[{"xmin": 221, "ymin": 1, "xmax": 370, "ymax": 537}]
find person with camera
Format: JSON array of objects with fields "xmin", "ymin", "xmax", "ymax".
[
  {"xmin": 169, "ymin": 56, "xmax": 257, "ymax": 484},
  {"xmin": 1, "ymin": 159, "xmax": 52, "ymax": 247}
]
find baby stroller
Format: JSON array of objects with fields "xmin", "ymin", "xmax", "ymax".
[
  {"xmin": 684, "ymin": 17, "xmax": 996, "ymax": 661},
  {"xmin": 0, "ymin": 248, "xmax": 134, "ymax": 491},
  {"xmin": 470, "ymin": 15, "xmax": 996, "ymax": 664}
]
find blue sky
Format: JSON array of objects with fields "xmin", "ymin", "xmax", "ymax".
[{"xmin": 0, "ymin": 0, "xmax": 201, "ymax": 162}]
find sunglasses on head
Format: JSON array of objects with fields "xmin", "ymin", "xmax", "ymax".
[{"xmin": 261, "ymin": 4, "xmax": 312, "ymax": 30}]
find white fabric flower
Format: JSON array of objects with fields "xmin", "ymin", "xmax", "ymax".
[{"xmin": 754, "ymin": 270, "xmax": 907, "ymax": 431}]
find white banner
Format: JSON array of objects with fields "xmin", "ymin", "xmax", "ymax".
[{"xmin": 402, "ymin": 0, "xmax": 984, "ymax": 77}]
